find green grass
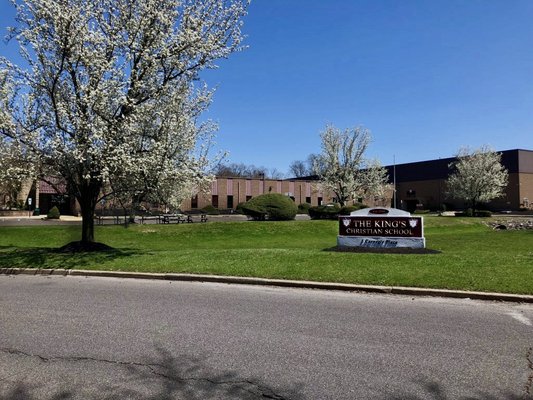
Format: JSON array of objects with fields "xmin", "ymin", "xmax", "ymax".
[{"xmin": 0, "ymin": 217, "xmax": 532, "ymax": 294}]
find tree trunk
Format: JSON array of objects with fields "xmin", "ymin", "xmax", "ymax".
[
  {"xmin": 80, "ymin": 202, "xmax": 95, "ymax": 243},
  {"xmin": 77, "ymin": 181, "xmax": 102, "ymax": 243}
]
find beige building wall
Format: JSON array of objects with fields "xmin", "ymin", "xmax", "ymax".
[
  {"xmin": 519, "ymin": 172, "xmax": 533, "ymax": 208},
  {"xmin": 180, "ymin": 177, "xmax": 392, "ymax": 212}
]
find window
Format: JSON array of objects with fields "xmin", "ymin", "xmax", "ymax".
[
  {"xmin": 305, "ymin": 196, "xmax": 311, "ymax": 204},
  {"xmin": 211, "ymin": 195, "xmax": 218, "ymax": 208},
  {"xmin": 246, "ymin": 196, "xmax": 252, "ymax": 201},
  {"xmin": 318, "ymin": 197, "xmax": 323, "ymax": 206},
  {"xmin": 227, "ymin": 195, "xmax": 234, "ymax": 209},
  {"xmin": 191, "ymin": 195, "xmax": 198, "ymax": 209}
]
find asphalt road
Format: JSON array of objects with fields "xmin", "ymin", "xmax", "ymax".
[{"xmin": 0, "ymin": 275, "xmax": 532, "ymax": 400}]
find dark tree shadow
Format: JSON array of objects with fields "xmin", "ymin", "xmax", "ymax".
[
  {"xmin": 0, "ymin": 246, "xmax": 138, "ymax": 270},
  {"xmin": 0, "ymin": 345, "xmax": 305, "ymax": 400},
  {"xmin": 381, "ymin": 377, "xmax": 526, "ymax": 400},
  {"xmin": 322, "ymin": 246, "xmax": 441, "ymax": 254}
]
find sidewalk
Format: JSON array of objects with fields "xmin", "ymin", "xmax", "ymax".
[
  {"xmin": 0, "ymin": 215, "xmax": 82, "ymax": 226},
  {"xmin": 0, "ymin": 214, "xmax": 310, "ymax": 226}
]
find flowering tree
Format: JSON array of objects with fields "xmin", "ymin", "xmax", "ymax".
[
  {"xmin": 447, "ymin": 146, "xmax": 508, "ymax": 214},
  {"xmin": 314, "ymin": 124, "xmax": 388, "ymax": 206},
  {"xmin": 0, "ymin": 0, "xmax": 248, "ymax": 246}
]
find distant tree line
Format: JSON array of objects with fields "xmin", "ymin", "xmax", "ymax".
[{"xmin": 213, "ymin": 163, "xmax": 285, "ymax": 179}]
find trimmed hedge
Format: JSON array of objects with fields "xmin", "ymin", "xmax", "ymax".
[
  {"xmin": 235, "ymin": 202, "xmax": 246, "ymax": 215},
  {"xmin": 455, "ymin": 209, "xmax": 492, "ymax": 217},
  {"xmin": 308, "ymin": 203, "xmax": 341, "ymax": 220},
  {"xmin": 240, "ymin": 194, "xmax": 297, "ymax": 221},
  {"xmin": 47, "ymin": 206, "xmax": 60, "ymax": 219},
  {"xmin": 201, "ymin": 204, "xmax": 220, "ymax": 215},
  {"xmin": 297, "ymin": 202, "xmax": 311, "ymax": 215},
  {"xmin": 339, "ymin": 203, "xmax": 368, "ymax": 215}
]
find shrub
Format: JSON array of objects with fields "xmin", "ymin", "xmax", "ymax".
[
  {"xmin": 235, "ymin": 202, "xmax": 246, "ymax": 214},
  {"xmin": 475, "ymin": 210, "xmax": 492, "ymax": 217},
  {"xmin": 456, "ymin": 208, "xmax": 473, "ymax": 217},
  {"xmin": 47, "ymin": 206, "xmax": 60, "ymax": 219},
  {"xmin": 201, "ymin": 204, "xmax": 220, "ymax": 215},
  {"xmin": 297, "ymin": 202, "xmax": 311, "ymax": 214},
  {"xmin": 308, "ymin": 203, "xmax": 341, "ymax": 220},
  {"xmin": 413, "ymin": 209, "xmax": 430, "ymax": 214},
  {"xmin": 443, "ymin": 203, "xmax": 455, "ymax": 211},
  {"xmin": 240, "ymin": 193, "xmax": 297, "ymax": 221},
  {"xmin": 339, "ymin": 203, "xmax": 367, "ymax": 215}
]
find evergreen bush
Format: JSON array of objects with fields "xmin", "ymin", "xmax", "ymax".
[
  {"xmin": 235, "ymin": 202, "xmax": 246, "ymax": 214},
  {"xmin": 297, "ymin": 202, "xmax": 311, "ymax": 214},
  {"xmin": 47, "ymin": 206, "xmax": 60, "ymax": 219},
  {"xmin": 308, "ymin": 203, "xmax": 341, "ymax": 220},
  {"xmin": 240, "ymin": 194, "xmax": 297, "ymax": 221},
  {"xmin": 201, "ymin": 204, "xmax": 220, "ymax": 215},
  {"xmin": 339, "ymin": 203, "xmax": 367, "ymax": 215}
]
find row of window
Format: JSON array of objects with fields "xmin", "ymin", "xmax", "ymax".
[{"xmin": 190, "ymin": 195, "xmax": 317, "ymax": 209}]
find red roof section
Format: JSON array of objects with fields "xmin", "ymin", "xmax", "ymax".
[{"xmin": 39, "ymin": 178, "xmax": 67, "ymax": 194}]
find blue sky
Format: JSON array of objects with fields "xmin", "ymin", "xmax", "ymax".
[{"xmin": 2, "ymin": 1, "xmax": 532, "ymax": 174}]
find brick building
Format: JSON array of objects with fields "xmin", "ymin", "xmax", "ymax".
[
  {"xmin": 386, "ymin": 149, "xmax": 533, "ymax": 212},
  {"xmin": 179, "ymin": 177, "xmax": 389, "ymax": 211},
  {"xmin": 8, "ymin": 148, "xmax": 532, "ymax": 215}
]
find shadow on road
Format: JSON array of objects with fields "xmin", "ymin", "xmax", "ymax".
[
  {"xmin": 0, "ymin": 346, "xmax": 304, "ymax": 400},
  {"xmin": 381, "ymin": 377, "xmax": 526, "ymax": 400}
]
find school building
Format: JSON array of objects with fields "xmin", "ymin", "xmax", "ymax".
[
  {"xmin": 387, "ymin": 149, "xmax": 533, "ymax": 212},
  {"xmin": 4, "ymin": 148, "xmax": 531, "ymax": 215}
]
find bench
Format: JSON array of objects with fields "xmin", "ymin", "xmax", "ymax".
[
  {"xmin": 140, "ymin": 215, "xmax": 161, "ymax": 224},
  {"xmin": 95, "ymin": 214, "xmax": 128, "ymax": 225},
  {"xmin": 159, "ymin": 214, "xmax": 189, "ymax": 224}
]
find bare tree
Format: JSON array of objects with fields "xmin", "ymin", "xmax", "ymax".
[
  {"xmin": 446, "ymin": 146, "xmax": 508, "ymax": 214},
  {"xmin": 268, "ymin": 168, "xmax": 285, "ymax": 180},
  {"xmin": 288, "ymin": 160, "xmax": 308, "ymax": 178},
  {"xmin": 213, "ymin": 163, "xmax": 280, "ymax": 178}
]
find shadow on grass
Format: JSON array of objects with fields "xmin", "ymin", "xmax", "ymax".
[
  {"xmin": 0, "ymin": 245, "xmax": 139, "ymax": 270},
  {"xmin": 1, "ymin": 345, "xmax": 305, "ymax": 400},
  {"xmin": 323, "ymin": 246, "xmax": 442, "ymax": 254}
]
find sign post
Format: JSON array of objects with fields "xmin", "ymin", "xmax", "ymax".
[
  {"xmin": 27, "ymin": 197, "xmax": 32, "ymax": 218},
  {"xmin": 338, "ymin": 207, "xmax": 425, "ymax": 249}
]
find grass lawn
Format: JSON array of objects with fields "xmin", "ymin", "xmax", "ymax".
[{"xmin": 0, "ymin": 217, "xmax": 532, "ymax": 294}]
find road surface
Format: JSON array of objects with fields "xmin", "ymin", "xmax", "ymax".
[{"xmin": 1, "ymin": 275, "xmax": 532, "ymax": 399}]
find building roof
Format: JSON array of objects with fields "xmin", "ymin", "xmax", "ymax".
[
  {"xmin": 385, "ymin": 149, "xmax": 530, "ymax": 183},
  {"xmin": 39, "ymin": 178, "xmax": 67, "ymax": 194}
]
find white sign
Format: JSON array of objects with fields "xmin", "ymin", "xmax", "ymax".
[{"xmin": 337, "ymin": 207, "xmax": 426, "ymax": 249}]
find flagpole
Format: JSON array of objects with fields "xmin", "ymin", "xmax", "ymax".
[{"xmin": 393, "ymin": 155, "xmax": 397, "ymax": 209}]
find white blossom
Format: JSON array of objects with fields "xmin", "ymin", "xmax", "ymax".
[
  {"xmin": 446, "ymin": 145, "xmax": 509, "ymax": 212},
  {"xmin": 314, "ymin": 124, "xmax": 389, "ymax": 206},
  {"xmin": 0, "ymin": 0, "xmax": 248, "ymax": 242}
]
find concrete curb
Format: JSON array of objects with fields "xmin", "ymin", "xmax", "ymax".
[{"xmin": 2, "ymin": 267, "xmax": 533, "ymax": 303}]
